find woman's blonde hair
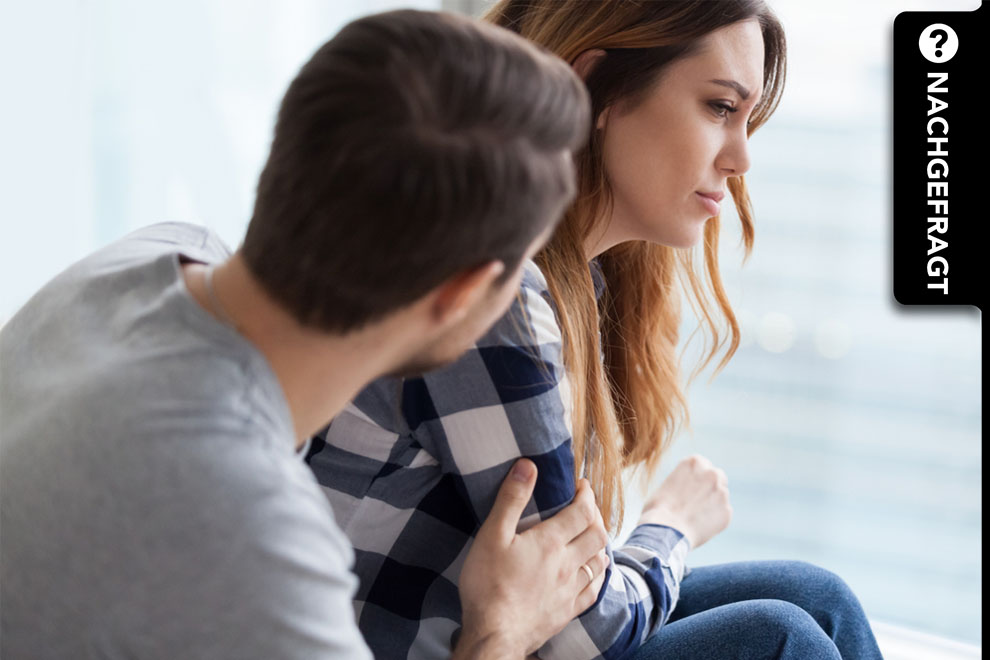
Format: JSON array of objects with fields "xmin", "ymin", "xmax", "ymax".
[{"xmin": 483, "ymin": 0, "xmax": 787, "ymax": 531}]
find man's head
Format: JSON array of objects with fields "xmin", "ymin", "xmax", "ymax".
[{"xmin": 241, "ymin": 9, "xmax": 589, "ymax": 355}]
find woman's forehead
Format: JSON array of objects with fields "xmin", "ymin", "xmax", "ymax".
[{"xmin": 668, "ymin": 21, "xmax": 765, "ymax": 98}]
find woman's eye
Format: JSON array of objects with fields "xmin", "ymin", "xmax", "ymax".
[{"xmin": 710, "ymin": 102, "xmax": 738, "ymax": 119}]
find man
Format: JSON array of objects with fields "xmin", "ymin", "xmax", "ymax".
[{"xmin": 0, "ymin": 10, "xmax": 608, "ymax": 659}]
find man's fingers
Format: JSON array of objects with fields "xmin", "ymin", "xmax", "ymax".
[
  {"xmin": 574, "ymin": 548, "xmax": 608, "ymax": 590},
  {"xmin": 566, "ymin": 522, "xmax": 608, "ymax": 566},
  {"xmin": 482, "ymin": 459, "xmax": 537, "ymax": 544},
  {"xmin": 531, "ymin": 479, "xmax": 598, "ymax": 544},
  {"xmin": 574, "ymin": 554, "xmax": 608, "ymax": 615},
  {"xmin": 586, "ymin": 548, "xmax": 609, "ymax": 580}
]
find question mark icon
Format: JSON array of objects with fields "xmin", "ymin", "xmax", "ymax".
[
  {"xmin": 931, "ymin": 29, "xmax": 948, "ymax": 57},
  {"xmin": 919, "ymin": 24, "xmax": 957, "ymax": 63}
]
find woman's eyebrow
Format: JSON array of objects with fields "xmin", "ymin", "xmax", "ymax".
[{"xmin": 707, "ymin": 79, "xmax": 751, "ymax": 100}]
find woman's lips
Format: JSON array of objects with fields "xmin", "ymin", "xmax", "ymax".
[{"xmin": 695, "ymin": 191, "xmax": 723, "ymax": 216}]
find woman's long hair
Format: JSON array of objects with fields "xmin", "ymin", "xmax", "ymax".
[{"xmin": 483, "ymin": 0, "xmax": 787, "ymax": 532}]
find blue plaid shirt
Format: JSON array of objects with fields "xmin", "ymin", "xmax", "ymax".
[{"xmin": 307, "ymin": 260, "xmax": 690, "ymax": 660}]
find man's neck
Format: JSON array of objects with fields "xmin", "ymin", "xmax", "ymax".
[{"xmin": 183, "ymin": 254, "xmax": 407, "ymax": 449}]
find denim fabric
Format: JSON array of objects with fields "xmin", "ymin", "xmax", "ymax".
[{"xmin": 627, "ymin": 560, "xmax": 884, "ymax": 660}]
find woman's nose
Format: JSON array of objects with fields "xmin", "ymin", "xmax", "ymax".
[{"xmin": 716, "ymin": 129, "xmax": 752, "ymax": 177}]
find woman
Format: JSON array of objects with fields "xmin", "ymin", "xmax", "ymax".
[{"xmin": 308, "ymin": 1, "xmax": 884, "ymax": 658}]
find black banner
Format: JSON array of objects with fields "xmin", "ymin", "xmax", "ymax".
[{"xmin": 893, "ymin": 1, "xmax": 984, "ymax": 310}]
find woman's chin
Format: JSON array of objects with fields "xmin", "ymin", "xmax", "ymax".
[
  {"xmin": 649, "ymin": 225, "xmax": 707, "ymax": 250},
  {"xmin": 621, "ymin": 214, "xmax": 711, "ymax": 250}
]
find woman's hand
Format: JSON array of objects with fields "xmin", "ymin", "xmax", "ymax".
[
  {"xmin": 454, "ymin": 459, "xmax": 610, "ymax": 659},
  {"xmin": 636, "ymin": 454, "xmax": 732, "ymax": 550}
]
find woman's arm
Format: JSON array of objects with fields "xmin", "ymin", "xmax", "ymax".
[
  {"xmin": 454, "ymin": 465, "xmax": 609, "ymax": 660},
  {"xmin": 411, "ymin": 261, "xmax": 691, "ymax": 659}
]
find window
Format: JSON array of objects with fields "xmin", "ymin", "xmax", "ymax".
[{"xmin": 608, "ymin": 0, "xmax": 981, "ymax": 648}]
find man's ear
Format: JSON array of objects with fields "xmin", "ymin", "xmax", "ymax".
[
  {"xmin": 429, "ymin": 260, "xmax": 505, "ymax": 326},
  {"xmin": 571, "ymin": 49, "xmax": 610, "ymax": 130}
]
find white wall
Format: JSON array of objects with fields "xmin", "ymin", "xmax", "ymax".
[{"xmin": 0, "ymin": 0, "xmax": 438, "ymax": 321}]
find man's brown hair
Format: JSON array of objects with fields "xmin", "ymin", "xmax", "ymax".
[{"xmin": 242, "ymin": 9, "xmax": 589, "ymax": 333}]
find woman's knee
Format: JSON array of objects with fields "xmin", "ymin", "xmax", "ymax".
[
  {"xmin": 778, "ymin": 561, "xmax": 863, "ymax": 617},
  {"xmin": 744, "ymin": 599, "xmax": 842, "ymax": 659}
]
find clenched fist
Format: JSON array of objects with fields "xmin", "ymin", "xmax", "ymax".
[{"xmin": 636, "ymin": 454, "xmax": 732, "ymax": 550}]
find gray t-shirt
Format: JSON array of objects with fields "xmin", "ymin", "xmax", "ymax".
[{"xmin": 0, "ymin": 223, "xmax": 372, "ymax": 659}]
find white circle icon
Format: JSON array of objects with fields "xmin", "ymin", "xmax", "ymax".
[{"xmin": 919, "ymin": 23, "xmax": 958, "ymax": 63}]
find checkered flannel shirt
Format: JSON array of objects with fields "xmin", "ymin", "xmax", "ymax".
[{"xmin": 307, "ymin": 259, "xmax": 690, "ymax": 660}]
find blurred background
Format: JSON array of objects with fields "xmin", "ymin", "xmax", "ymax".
[
  {"xmin": 0, "ymin": 0, "xmax": 980, "ymax": 653},
  {"xmin": 607, "ymin": 1, "xmax": 983, "ymax": 654}
]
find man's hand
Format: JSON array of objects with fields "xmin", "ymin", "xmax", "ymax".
[
  {"xmin": 453, "ymin": 459, "xmax": 609, "ymax": 659},
  {"xmin": 636, "ymin": 454, "xmax": 732, "ymax": 550}
]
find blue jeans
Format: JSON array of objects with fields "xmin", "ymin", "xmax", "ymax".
[{"xmin": 627, "ymin": 560, "xmax": 884, "ymax": 660}]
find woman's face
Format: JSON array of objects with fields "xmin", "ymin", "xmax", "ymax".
[{"xmin": 593, "ymin": 19, "xmax": 765, "ymax": 254}]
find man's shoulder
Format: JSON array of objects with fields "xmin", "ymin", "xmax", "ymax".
[
  {"xmin": 102, "ymin": 221, "xmax": 232, "ymax": 266},
  {"xmin": 4, "ymin": 222, "xmax": 230, "ymax": 334},
  {"xmin": 121, "ymin": 221, "xmax": 227, "ymax": 250}
]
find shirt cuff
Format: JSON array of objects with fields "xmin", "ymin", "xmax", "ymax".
[{"xmin": 622, "ymin": 523, "xmax": 691, "ymax": 587}]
